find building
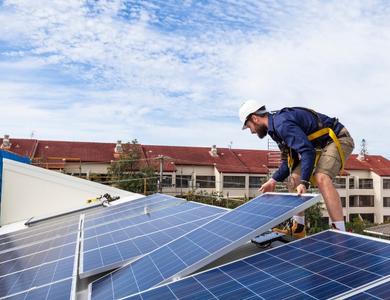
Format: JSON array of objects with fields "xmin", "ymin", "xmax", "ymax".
[{"xmin": 2, "ymin": 135, "xmax": 390, "ymax": 224}]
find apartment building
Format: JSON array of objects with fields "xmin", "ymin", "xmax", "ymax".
[{"xmin": 2, "ymin": 135, "xmax": 390, "ymax": 224}]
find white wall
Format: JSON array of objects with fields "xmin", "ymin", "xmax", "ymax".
[
  {"xmin": 64, "ymin": 162, "xmax": 109, "ymax": 175},
  {"xmin": 0, "ymin": 159, "xmax": 142, "ymax": 225}
]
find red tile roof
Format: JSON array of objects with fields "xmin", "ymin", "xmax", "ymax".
[
  {"xmin": 231, "ymin": 149, "xmax": 273, "ymax": 174},
  {"xmin": 0, "ymin": 138, "xmax": 38, "ymax": 158},
  {"xmin": 34, "ymin": 140, "xmax": 117, "ymax": 163},
  {"xmin": 142, "ymin": 145, "xmax": 251, "ymax": 173},
  {"xmin": 345, "ymin": 154, "xmax": 390, "ymax": 176},
  {"xmin": 2, "ymin": 137, "xmax": 390, "ymax": 176}
]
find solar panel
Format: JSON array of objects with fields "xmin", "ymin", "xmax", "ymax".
[
  {"xmin": 89, "ymin": 192, "xmax": 321, "ymax": 299},
  {"xmin": 0, "ymin": 239, "xmax": 76, "ymax": 276},
  {"xmin": 0, "ymin": 194, "xmax": 182, "ymax": 255},
  {"xmin": 343, "ymin": 279, "xmax": 390, "ymax": 299},
  {"xmin": 0, "ymin": 217, "xmax": 79, "ymax": 243},
  {"xmin": 0, "ymin": 217, "xmax": 81, "ymax": 299},
  {"xmin": 80, "ymin": 202, "xmax": 226, "ymax": 278},
  {"xmin": 84, "ymin": 201, "xmax": 218, "ymax": 239},
  {"xmin": 0, "ymin": 222, "xmax": 79, "ymax": 252},
  {"xmin": 0, "ymin": 231, "xmax": 78, "ymax": 261},
  {"xmin": 84, "ymin": 194, "xmax": 185, "ymax": 229},
  {"xmin": 3, "ymin": 278, "xmax": 74, "ymax": 300},
  {"xmin": 0, "ymin": 256, "xmax": 75, "ymax": 298},
  {"xmin": 116, "ymin": 230, "xmax": 390, "ymax": 300}
]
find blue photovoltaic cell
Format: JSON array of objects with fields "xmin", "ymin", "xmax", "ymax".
[
  {"xmin": 0, "ymin": 231, "xmax": 77, "ymax": 262},
  {"xmin": 0, "ymin": 241, "xmax": 76, "ymax": 276},
  {"xmin": 82, "ymin": 214, "xmax": 222, "ymax": 277},
  {"xmin": 0, "ymin": 224, "xmax": 79, "ymax": 253},
  {"xmin": 0, "ymin": 218, "xmax": 79, "ymax": 245},
  {"xmin": 84, "ymin": 202, "xmax": 220, "ymax": 240},
  {"xmin": 121, "ymin": 231, "xmax": 390, "ymax": 300},
  {"xmin": 345, "ymin": 280, "xmax": 390, "ymax": 299},
  {"xmin": 4, "ymin": 278, "xmax": 73, "ymax": 300},
  {"xmin": 81, "ymin": 203, "xmax": 225, "ymax": 277},
  {"xmin": 90, "ymin": 193, "xmax": 320, "ymax": 299},
  {"xmin": 84, "ymin": 194, "xmax": 185, "ymax": 229},
  {"xmin": 0, "ymin": 255, "xmax": 75, "ymax": 298}
]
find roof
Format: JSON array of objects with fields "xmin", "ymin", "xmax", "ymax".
[
  {"xmin": 0, "ymin": 138, "xmax": 38, "ymax": 158},
  {"xmin": 364, "ymin": 223, "xmax": 390, "ymax": 237},
  {"xmin": 345, "ymin": 154, "xmax": 390, "ymax": 176},
  {"xmin": 142, "ymin": 145, "xmax": 251, "ymax": 173},
  {"xmin": 2, "ymin": 137, "xmax": 390, "ymax": 176},
  {"xmin": 231, "ymin": 149, "xmax": 273, "ymax": 173}
]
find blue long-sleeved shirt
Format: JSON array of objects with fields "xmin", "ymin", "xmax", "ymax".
[{"xmin": 268, "ymin": 108, "xmax": 345, "ymax": 182}]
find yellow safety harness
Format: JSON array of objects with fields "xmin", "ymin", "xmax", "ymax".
[{"xmin": 286, "ymin": 111, "xmax": 345, "ymax": 187}]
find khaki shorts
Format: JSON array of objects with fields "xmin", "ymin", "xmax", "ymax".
[{"xmin": 292, "ymin": 129, "xmax": 355, "ymax": 180}]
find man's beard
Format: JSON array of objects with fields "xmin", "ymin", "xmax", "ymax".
[{"xmin": 256, "ymin": 124, "xmax": 268, "ymax": 139}]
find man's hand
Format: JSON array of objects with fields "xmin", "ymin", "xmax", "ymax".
[
  {"xmin": 259, "ymin": 178, "xmax": 277, "ymax": 193},
  {"xmin": 296, "ymin": 183, "xmax": 307, "ymax": 195}
]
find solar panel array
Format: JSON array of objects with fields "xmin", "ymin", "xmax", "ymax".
[
  {"xmin": 116, "ymin": 230, "xmax": 390, "ymax": 300},
  {"xmin": 4, "ymin": 192, "xmax": 387, "ymax": 300},
  {"xmin": 89, "ymin": 193, "xmax": 321, "ymax": 299},
  {"xmin": 0, "ymin": 193, "xmax": 182, "ymax": 299},
  {"xmin": 80, "ymin": 202, "xmax": 226, "ymax": 277}
]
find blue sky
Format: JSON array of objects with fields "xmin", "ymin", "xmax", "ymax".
[{"xmin": 1, "ymin": 0, "xmax": 390, "ymax": 157}]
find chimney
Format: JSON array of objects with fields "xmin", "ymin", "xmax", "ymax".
[
  {"xmin": 113, "ymin": 140, "xmax": 123, "ymax": 159},
  {"xmin": 1, "ymin": 134, "xmax": 11, "ymax": 150},
  {"xmin": 209, "ymin": 145, "xmax": 218, "ymax": 157}
]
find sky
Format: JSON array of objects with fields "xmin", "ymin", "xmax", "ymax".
[{"xmin": 1, "ymin": 0, "xmax": 390, "ymax": 157}]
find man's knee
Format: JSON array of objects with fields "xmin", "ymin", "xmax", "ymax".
[{"xmin": 314, "ymin": 172, "xmax": 332, "ymax": 187}]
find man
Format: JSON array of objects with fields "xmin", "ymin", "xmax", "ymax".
[{"xmin": 239, "ymin": 100, "xmax": 354, "ymax": 237}]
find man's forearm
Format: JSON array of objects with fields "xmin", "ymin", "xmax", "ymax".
[{"xmin": 272, "ymin": 160, "xmax": 290, "ymax": 182}]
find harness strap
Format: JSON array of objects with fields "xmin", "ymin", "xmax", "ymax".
[
  {"xmin": 287, "ymin": 127, "xmax": 345, "ymax": 186},
  {"xmin": 307, "ymin": 127, "xmax": 345, "ymax": 173}
]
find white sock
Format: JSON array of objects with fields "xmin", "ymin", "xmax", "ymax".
[
  {"xmin": 332, "ymin": 221, "xmax": 346, "ymax": 231},
  {"xmin": 293, "ymin": 216, "xmax": 305, "ymax": 225}
]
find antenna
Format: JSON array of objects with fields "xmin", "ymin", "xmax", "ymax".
[
  {"xmin": 360, "ymin": 139, "xmax": 368, "ymax": 156},
  {"xmin": 357, "ymin": 139, "xmax": 368, "ymax": 161}
]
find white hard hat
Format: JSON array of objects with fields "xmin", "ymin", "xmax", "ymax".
[{"xmin": 239, "ymin": 100, "xmax": 267, "ymax": 129}]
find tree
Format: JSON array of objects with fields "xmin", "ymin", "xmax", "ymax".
[
  {"xmin": 108, "ymin": 139, "xmax": 157, "ymax": 194},
  {"xmin": 305, "ymin": 202, "xmax": 327, "ymax": 234},
  {"xmin": 346, "ymin": 216, "xmax": 373, "ymax": 234}
]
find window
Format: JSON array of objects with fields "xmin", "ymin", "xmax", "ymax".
[
  {"xmin": 349, "ymin": 177, "xmax": 355, "ymax": 189},
  {"xmin": 384, "ymin": 216, "xmax": 390, "ymax": 223},
  {"xmin": 223, "ymin": 176, "xmax": 245, "ymax": 188},
  {"xmin": 349, "ymin": 213, "xmax": 374, "ymax": 223},
  {"xmin": 161, "ymin": 175, "xmax": 172, "ymax": 187},
  {"xmin": 383, "ymin": 179, "xmax": 390, "ymax": 189},
  {"xmin": 320, "ymin": 217, "xmax": 330, "ymax": 227},
  {"xmin": 333, "ymin": 177, "xmax": 346, "ymax": 189},
  {"xmin": 359, "ymin": 178, "xmax": 373, "ymax": 189},
  {"xmin": 340, "ymin": 197, "xmax": 346, "ymax": 207},
  {"xmin": 196, "ymin": 176, "xmax": 216, "ymax": 188},
  {"xmin": 249, "ymin": 176, "xmax": 267, "ymax": 188},
  {"xmin": 384, "ymin": 197, "xmax": 390, "ymax": 207},
  {"xmin": 175, "ymin": 175, "xmax": 192, "ymax": 188},
  {"xmin": 349, "ymin": 195, "xmax": 374, "ymax": 207},
  {"xmin": 360, "ymin": 195, "xmax": 375, "ymax": 207},
  {"xmin": 89, "ymin": 173, "xmax": 108, "ymax": 183}
]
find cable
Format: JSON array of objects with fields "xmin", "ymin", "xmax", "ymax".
[
  {"xmin": 96, "ymin": 176, "xmax": 159, "ymax": 184},
  {"xmin": 31, "ymin": 156, "xmax": 162, "ymax": 165}
]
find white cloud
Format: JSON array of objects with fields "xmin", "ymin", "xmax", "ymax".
[{"xmin": 1, "ymin": 1, "xmax": 390, "ymax": 157}]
